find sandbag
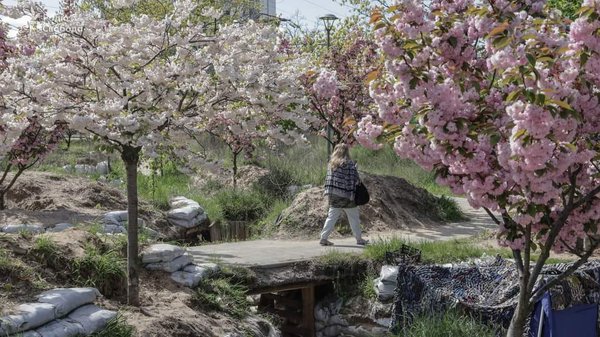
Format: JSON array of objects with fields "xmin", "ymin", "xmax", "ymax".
[
  {"xmin": 1, "ymin": 224, "xmax": 45, "ymax": 234},
  {"xmin": 145, "ymin": 253, "xmax": 193, "ymax": 273},
  {"xmin": 379, "ymin": 265, "xmax": 399, "ymax": 284},
  {"xmin": 0, "ymin": 303, "xmax": 56, "ymax": 334},
  {"xmin": 96, "ymin": 161, "xmax": 109, "ymax": 175},
  {"xmin": 184, "ymin": 263, "xmax": 217, "ymax": 276},
  {"xmin": 141, "ymin": 244, "xmax": 185, "ymax": 264},
  {"xmin": 67, "ymin": 305, "xmax": 117, "ymax": 335},
  {"xmin": 168, "ymin": 205, "xmax": 202, "ymax": 221},
  {"xmin": 376, "ymin": 265, "xmax": 399, "ymax": 302},
  {"xmin": 169, "ymin": 196, "xmax": 199, "ymax": 209},
  {"xmin": 103, "ymin": 211, "xmax": 128, "ymax": 225},
  {"xmin": 34, "ymin": 318, "xmax": 85, "ymax": 337},
  {"xmin": 170, "ymin": 271, "xmax": 203, "ymax": 288},
  {"xmin": 36, "ymin": 288, "xmax": 100, "ymax": 317},
  {"xmin": 46, "ymin": 223, "xmax": 73, "ymax": 233}
]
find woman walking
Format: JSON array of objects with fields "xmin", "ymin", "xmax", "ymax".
[{"xmin": 320, "ymin": 143, "xmax": 369, "ymax": 246}]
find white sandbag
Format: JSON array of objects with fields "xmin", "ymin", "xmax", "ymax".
[
  {"xmin": 141, "ymin": 244, "xmax": 185, "ymax": 264},
  {"xmin": 74, "ymin": 164, "xmax": 96, "ymax": 175},
  {"xmin": 0, "ymin": 303, "xmax": 56, "ymax": 334},
  {"xmin": 36, "ymin": 288, "xmax": 100, "ymax": 317},
  {"xmin": 169, "ymin": 196, "xmax": 200, "ymax": 209},
  {"xmin": 376, "ymin": 279, "xmax": 396, "ymax": 302},
  {"xmin": 379, "ymin": 265, "xmax": 399, "ymax": 284},
  {"xmin": 183, "ymin": 264, "xmax": 215, "ymax": 277},
  {"xmin": 96, "ymin": 161, "xmax": 109, "ymax": 175},
  {"xmin": 145, "ymin": 253, "xmax": 193, "ymax": 273},
  {"xmin": 167, "ymin": 217, "xmax": 196, "ymax": 229},
  {"xmin": 170, "ymin": 271, "xmax": 203, "ymax": 288},
  {"xmin": 1, "ymin": 224, "xmax": 44, "ymax": 234},
  {"xmin": 103, "ymin": 224, "xmax": 126, "ymax": 234},
  {"xmin": 20, "ymin": 330, "xmax": 43, "ymax": 337},
  {"xmin": 67, "ymin": 305, "xmax": 116, "ymax": 335},
  {"xmin": 34, "ymin": 319, "xmax": 85, "ymax": 337},
  {"xmin": 103, "ymin": 211, "xmax": 128, "ymax": 225},
  {"xmin": 167, "ymin": 205, "xmax": 202, "ymax": 221},
  {"xmin": 46, "ymin": 223, "xmax": 74, "ymax": 233}
]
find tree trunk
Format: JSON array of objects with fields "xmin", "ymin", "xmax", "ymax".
[
  {"xmin": 121, "ymin": 145, "xmax": 141, "ymax": 306},
  {"xmin": 507, "ymin": 275, "xmax": 532, "ymax": 337},
  {"xmin": 232, "ymin": 151, "xmax": 239, "ymax": 189},
  {"xmin": 0, "ymin": 190, "xmax": 5, "ymax": 210}
]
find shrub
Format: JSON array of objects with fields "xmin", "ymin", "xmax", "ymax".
[
  {"xmin": 73, "ymin": 245, "xmax": 126, "ymax": 298},
  {"xmin": 192, "ymin": 267, "xmax": 252, "ymax": 319},
  {"xmin": 215, "ymin": 189, "xmax": 267, "ymax": 222},
  {"xmin": 253, "ymin": 166, "xmax": 296, "ymax": 199}
]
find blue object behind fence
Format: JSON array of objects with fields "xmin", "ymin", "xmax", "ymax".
[{"xmin": 530, "ymin": 292, "xmax": 598, "ymax": 337}]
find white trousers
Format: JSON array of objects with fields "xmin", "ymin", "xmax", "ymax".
[{"xmin": 320, "ymin": 207, "xmax": 362, "ymax": 240}]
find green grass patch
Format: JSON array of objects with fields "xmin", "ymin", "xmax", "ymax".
[
  {"xmin": 73, "ymin": 245, "xmax": 126, "ymax": 298},
  {"xmin": 434, "ymin": 196, "xmax": 467, "ymax": 222},
  {"xmin": 214, "ymin": 189, "xmax": 268, "ymax": 222},
  {"xmin": 360, "ymin": 273, "xmax": 377, "ymax": 300},
  {"xmin": 316, "ymin": 250, "xmax": 367, "ymax": 266},
  {"xmin": 364, "ymin": 236, "xmax": 574, "ymax": 265},
  {"xmin": 90, "ymin": 314, "xmax": 135, "ymax": 337},
  {"xmin": 364, "ymin": 237, "xmax": 512, "ymax": 264},
  {"xmin": 401, "ymin": 310, "xmax": 498, "ymax": 337},
  {"xmin": 192, "ymin": 266, "xmax": 254, "ymax": 319}
]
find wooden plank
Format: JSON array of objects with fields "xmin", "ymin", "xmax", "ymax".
[
  {"xmin": 248, "ymin": 280, "xmax": 330, "ymax": 295},
  {"xmin": 302, "ymin": 286, "xmax": 316, "ymax": 337}
]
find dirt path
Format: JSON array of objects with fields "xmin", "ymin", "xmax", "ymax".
[{"xmin": 187, "ymin": 197, "xmax": 498, "ymax": 267}]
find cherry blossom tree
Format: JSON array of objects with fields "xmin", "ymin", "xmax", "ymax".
[
  {"xmin": 359, "ymin": 0, "xmax": 600, "ymax": 334},
  {"xmin": 0, "ymin": 1, "xmax": 66, "ymax": 210},
  {"xmin": 179, "ymin": 21, "xmax": 311, "ymax": 188},
  {"xmin": 302, "ymin": 32, "xmax": 379, "ymax": 147},
  {"xmin": 27, "ymin": 0, "xmax": 216, "ymax": 305}
]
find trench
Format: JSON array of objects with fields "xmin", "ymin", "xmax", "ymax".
[{"xmin": 246, "ymin": 259, "xmax": 379, "ymax": 337}]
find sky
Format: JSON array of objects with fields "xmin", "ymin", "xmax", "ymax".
[{"xmin": 1, "ymin": 0, "xmax": 354, "ymax": 30}]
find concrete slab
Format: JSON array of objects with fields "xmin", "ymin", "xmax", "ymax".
[{"xmin": 187, "ymin": 197, "xmax": 497, "ymax": 268}]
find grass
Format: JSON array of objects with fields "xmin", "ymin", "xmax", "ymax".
[
  {"xmin": 90, "ymin": 314, "xmax": 135, "ymax": 337},
  {"xmin": 434, "ymin": 195, "xmax": 467, "ymax": 222},
  {"xmin": 73, "ymin": 245, "xmax": 127, "ymax": 298},
  {"xmin": 399, "ymin": 310, "xmax": 498, "ymax": 337},
  {"xmin": 316, "ymin": 250, "xmax": 367, "ymax": 266},
  {"xmin": 364, "ymin": 236, "xmax": 512, "ymax": 264},
  {"xmin": 32, "ymin": 235, "xmax": 60, "ymax": 262},
  {"xmin": 364, "ymin": 236, "xmax": 575, "ymax": 265}
]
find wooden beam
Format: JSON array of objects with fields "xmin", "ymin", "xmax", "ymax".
[
  {"xmin": 302, "ymin": 285, "xmax": 316, "ymax": 337},
  {"xmin": 248, "ymin": 280, "xmax": 329, "ymax": 295}
]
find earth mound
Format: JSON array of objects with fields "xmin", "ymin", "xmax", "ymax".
[
  {"xmin": 1, "ymin": 171, "xmax": 157, "ymax": 228},
  {"xmin": 274, "ymin": 173, "xmax": 444, "ymax": 238}
]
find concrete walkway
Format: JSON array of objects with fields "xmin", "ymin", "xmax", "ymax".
[{"xmin": 187, "ymin": 197, "xmax": 497, "ymax": 268}]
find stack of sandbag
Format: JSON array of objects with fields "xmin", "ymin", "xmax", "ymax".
[
  {"xmin": 167, "ymin": 197, "xmax": 208, "ymax": 229},
  {"xmin": 374, "ymin": 265, "xmax": 399, "ymax": 303},
  {"xmin": 0, "ymin": 288, "xmax": 116, "ymax": 337},
  {"xmin": 141, "ymin": 244, "xmax": 218, "ymax": 288}
]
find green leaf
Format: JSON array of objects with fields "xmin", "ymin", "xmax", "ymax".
[
  {"xmin": 490, "ymin": 133, "xmax": 501, "ymax": 146},
  {"xmin": 493, "ymin": 36, "xmax": 512, "ymax": 49},
  {"xmin": 506, "ymin": 89, "xmax": 521, "ymax": 102},
  {"xmin": 526, "ymin": 53, "xmax": 536, "ymax": 67},
  {"xmin": 536, "ymin": 93, "xmax": 546, "ymax": 105},
  {"xmin": 548, "ymin": 99, "xmax": 573, "ymax": 111},
  {"xmin": 448, "ymin": 36, "xmax": 458, "ymax": 48},
  {"xmin": 513, "ymin": 129, "xmax": 527, "ymax": 140}
]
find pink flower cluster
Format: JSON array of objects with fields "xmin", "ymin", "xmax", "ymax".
[
  {"xmin": 358, "ymin": 0, "xmax": 600, "ymax": 254},
  {"xmin": 312, "ymin": 70, "xmax": 338, "ymax": 100}
]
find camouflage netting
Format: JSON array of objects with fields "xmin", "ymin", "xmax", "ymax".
[{"xmin": 391, "ymin": 256, "xmax": 600, "ymax": 332}]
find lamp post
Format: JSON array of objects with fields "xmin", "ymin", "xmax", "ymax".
[{"xmin": 319, "ymin": 14, "xmax": 339, "ymax": 159}]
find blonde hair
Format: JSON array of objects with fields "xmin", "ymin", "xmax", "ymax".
[{"xmin": 329, "ymin": 143, "xmax": 351, "ymax": 170}]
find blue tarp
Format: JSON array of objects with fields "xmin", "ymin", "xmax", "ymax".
[{"xmin": 530, "ymin": 292, "xmax": 598, "ymax": 337}]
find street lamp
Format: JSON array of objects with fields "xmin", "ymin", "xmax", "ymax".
[{"xmin": 319, "ymin": 13, "xmax": 339, "ymax": 159}]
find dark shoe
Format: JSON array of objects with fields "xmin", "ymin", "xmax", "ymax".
[
  {"xmin": 356, "ymin": 238, "xmax": 369, "ymax": 246},
  {"xmin": 320, "ymin": 239, "xmax": 334, "ymax": 246}
]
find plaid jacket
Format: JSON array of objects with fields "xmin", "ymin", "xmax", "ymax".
[{"xmin": 324, "ymin": 160, "xmax": 359, "ymax": 201}]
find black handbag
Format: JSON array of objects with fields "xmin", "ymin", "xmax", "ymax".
[{"xmin": 355, "ymin": 182, "xmax": 370, "ymax": 206}]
